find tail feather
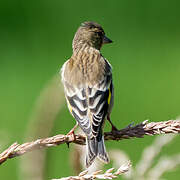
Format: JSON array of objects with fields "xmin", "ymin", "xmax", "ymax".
[
  {"xmin": 86, "ymin": 137, "xmax": 97, "ymax": 167},
  {"xmin": 97, "ymin": 135, "xmax": 109, "ymax": 163},
  {"xmin": 86, "ymin": 135, "xmax": 109, "ymax": 167}
]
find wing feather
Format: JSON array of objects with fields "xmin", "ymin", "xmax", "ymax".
[{"xmin": 88, "ymin": 74, "xmax": 112, "ymax": 137}]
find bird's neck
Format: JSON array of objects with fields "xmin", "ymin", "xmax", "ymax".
[{"xmin": 72, "ymin": 42, "xmax": 100, "ymax": 56}]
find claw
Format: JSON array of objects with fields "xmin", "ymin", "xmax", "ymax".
[{"xmin": 66, "ymin": 142, "xmax": 70, "ymax": 148}]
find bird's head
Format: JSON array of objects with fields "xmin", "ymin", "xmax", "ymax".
[{"xmin": 73, "ymin": 21, "xmax": 112, "ymax": 50}]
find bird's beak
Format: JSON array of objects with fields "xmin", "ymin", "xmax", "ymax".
[{"xmin": 103, "ymin": 35, "xmax": 113, "ymax": 44}]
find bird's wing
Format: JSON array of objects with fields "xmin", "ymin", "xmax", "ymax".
[
  {"xmin": 66, "ymin": 87, "xmax": 92, "ymax": 136},
  {"xmin": 88, "ymin": 70, "xmax": 112, "ymax": 138},
  {"xmin": 61, "ymin": 60, "xmax": 91, "ymax": 136}
]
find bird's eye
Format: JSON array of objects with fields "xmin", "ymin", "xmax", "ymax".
[{"xmin": 96, "ymin": 32, "xmax": 103, "ymax": 36}]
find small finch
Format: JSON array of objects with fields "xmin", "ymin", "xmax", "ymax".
[{"xmin": 61, "ymin": 21, "xmax": 115, "ymax": 167}]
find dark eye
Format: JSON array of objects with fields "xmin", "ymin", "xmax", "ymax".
[{"xmin": 96, "ymin": 31, "xmax": 103, "ymax": 36}]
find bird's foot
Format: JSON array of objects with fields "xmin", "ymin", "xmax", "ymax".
[{"xmin": 66, "ymin": 124, "xmax": 78, "ymax": 148}]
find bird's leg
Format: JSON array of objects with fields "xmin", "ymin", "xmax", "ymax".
[
  {"xmin": 66, "ymin": 123, "xmax": 78, "ymax": 148},
  {"xmin": 107, "ymin": 115, "xmax": 118, "ymax": 132},
  {"xmin": 67, "ymin": 123, "xmax": 78, "ymax": 136}
]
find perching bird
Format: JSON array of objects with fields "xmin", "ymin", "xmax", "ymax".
[{"xmin": 61, "ymin": 21, "xmax": 115, "ymax": 167}]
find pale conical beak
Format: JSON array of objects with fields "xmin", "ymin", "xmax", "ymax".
[{"xmin": 103, "ymin": 35, "xmax": 113, "ymax": 44}]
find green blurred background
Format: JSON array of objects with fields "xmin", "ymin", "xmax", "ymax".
[{"xmin": 1, "ymin": 0, "xmax": 180, "ymax": 179}]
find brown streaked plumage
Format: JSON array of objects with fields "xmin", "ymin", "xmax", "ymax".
[{"xmin": 61, "ymin": 21, "xmax": 114, "ymax": 167}]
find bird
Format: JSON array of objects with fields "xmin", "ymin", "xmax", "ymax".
[{"xmin": 61, "ymin": 21, "xmax": 116, "ymax": 167}]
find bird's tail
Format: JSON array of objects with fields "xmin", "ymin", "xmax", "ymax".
[{"xmin": 86, "ymin": 134, "xmax": 109, "ymax": 167}]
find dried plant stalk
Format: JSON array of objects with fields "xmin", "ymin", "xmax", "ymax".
[
  {"xmin": 19, "ymin": 75, "xmax": 65, "ymax": 180},
  {"xmin": 0, "ymin": 120, "xmax": 180, "ymax": 166},
  {"xmin": 135, "ymin": 134, "xmax": 176, "ymax": 177},
  {"xmin": 104, "ymin": 120, "xmax": 180, "ymax": 140},
  {"xmin": 147, "ymin": 154, "xmax": 180, "ymax": 179},
  {"xmin": 52, "ymin": 161, "xmax": 131, "ymax": 180}
]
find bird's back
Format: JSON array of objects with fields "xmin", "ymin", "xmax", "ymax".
[{"xmin": 63, "ymin": 47, "xmax": 111, "ymax": 89}]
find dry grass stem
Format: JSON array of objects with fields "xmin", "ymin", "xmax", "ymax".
[
  {"xmin": 0, "ymin": 120, "xmax": 180, "ymax": 166},
  {"xmin": 0, "ymin": 134, "xmax": 85, "ymax": 165},
  {"xmin": 147, "ymin": 154, "xmax": 180, "ymax": 180},
  {"xmin": 19, "ymin": 75, "xmax": 65, "ymax": 180},
  {"xmin": 52, "ymin": 161, "xmax": 131, "ymax": 180},
  {"xmin": 135, "ymin": 134, "xmax": 176, "ymax": 177},
  {"xmin": 104, "ymin": 120, "xmax": 180, "ymax": 140}
]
